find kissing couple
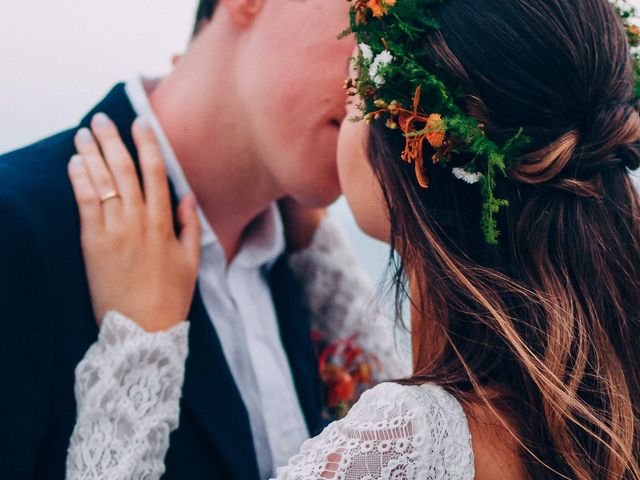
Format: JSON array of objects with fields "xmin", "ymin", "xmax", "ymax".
[{"xmin": 3, "ymin": 0, "xmax": 640, "ymax": 479}]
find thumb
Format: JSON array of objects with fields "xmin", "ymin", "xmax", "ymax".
[{"xmin": 177, "ymin": 193, "xmax": 201, "ymax": 267}]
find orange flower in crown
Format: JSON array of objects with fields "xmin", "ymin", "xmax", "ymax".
[
  {"xmin": 347, "ymin": 0, "xmax": 639, "ymax": 244},
  {"xmin": 352, "ymin": 0, "xmax": 397, "ymax": 23},
  {"xmin": 424, "ymin": 114, "xmax": 446, "ymax": 148},
  {"xmin": 366, "ymin": 0, "xmax": 397, "ymax": 18}
]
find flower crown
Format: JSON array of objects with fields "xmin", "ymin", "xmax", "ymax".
[{"xmin": 344, "ymin": 0, "xmax": 640, "ymax": 244}]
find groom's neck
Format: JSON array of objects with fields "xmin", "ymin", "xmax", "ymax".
[{"xmin": 148, "ymin": 32, "xmax": 284, "ymax": 262}]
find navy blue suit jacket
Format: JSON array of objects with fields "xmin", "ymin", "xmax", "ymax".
[{"xmin": 0, "ymin": 84, "xmax": 323, "ymax": 479}]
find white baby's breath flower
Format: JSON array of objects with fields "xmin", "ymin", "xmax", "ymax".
[
  {"xmin": 452, "ymin": 167, "xmax": 483, "ymax": 184},
  {"xmin": 359, "ymin": 43, "xmax": 374, "ymax": 62},
  {"xmin": 369, "ymin": 50, "xmax": 394, "ymax": 86}
]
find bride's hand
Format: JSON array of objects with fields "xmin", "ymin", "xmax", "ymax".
[{"xmin": 67, "ymin": 114, "xmax": 201, "ymax": 332}]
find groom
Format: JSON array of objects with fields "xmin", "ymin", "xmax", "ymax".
[{"xmin": 0, "ymin": 0, "xmax": 352, "ymax": 478}]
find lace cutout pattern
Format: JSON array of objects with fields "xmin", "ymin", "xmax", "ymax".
[
  {"xmin": 275, "ymin": 382, "xmax": 474, "ymax": 480},
  {"xmin": 66, "ymin": 311, "xmax": 189, "ymax": 480},
  {"xmin": 65, "ymin": 218, "xmax": 425, "ymax": 480}
]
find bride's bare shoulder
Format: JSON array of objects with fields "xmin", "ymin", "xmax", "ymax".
[{"xmin": 463, "ymin": 400, "xmax": 528, "ymax": 480}]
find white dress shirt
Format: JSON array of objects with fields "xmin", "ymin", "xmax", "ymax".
[{"xmin": 125, "ymin": 77, "xmax": 309, "ymax": 478}]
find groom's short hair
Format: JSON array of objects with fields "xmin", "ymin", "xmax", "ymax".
[{"xmin": 193, "ymin": 0, "xmax": 219, "ymax": 36}]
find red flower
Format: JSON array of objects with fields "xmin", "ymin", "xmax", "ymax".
[
  {"xmin": 327, "ymin": 369, "xmax": 356, "ymax": 406},
  {"xmin": 316, "ymin": 334, "xmax": 382, "ymax": 418}
]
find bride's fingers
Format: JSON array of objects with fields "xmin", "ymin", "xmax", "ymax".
[
  {"xmin": 74, "ymin": 127, "xmax": 123, "ymax": 225},
  {"xmin": 67, "ymin": 155, "xmax": 104, "ymax": 232},
  {"xmin": 89, "ymin": 113, "xmax": 144, "ymax": 211},
  {"xmin": 176, "ymin": 193, "xmax": 201, "ymax": 267},
  {"xmin": 131, "ymin": 118, "xmax": 172, "ymax": 230}
]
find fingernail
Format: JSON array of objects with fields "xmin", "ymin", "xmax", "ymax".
[
  {"xmin": 69, "ymin": 154, "xmax": 83, "ymax": 167},
  {"xmin": 76, "ymin": 128, "xmax": 93, "ymax": 144},
  {"xmin": 135, "ymin": 117, "xmax": 151, "ymax": 132},
  {"xmin": 93, "ymin": 112, "xmax": 111, "ymax": 128}
]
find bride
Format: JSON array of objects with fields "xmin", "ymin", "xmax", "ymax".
[{"xmin": 65, "ymin": 0, "xmax": 640, "ymax": 478}]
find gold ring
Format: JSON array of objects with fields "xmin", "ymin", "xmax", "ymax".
[{"xmin": 100, "ymin": 190, "xmax": 121, "ymax": 204}]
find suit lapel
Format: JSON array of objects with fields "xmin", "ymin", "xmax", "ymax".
[
  {"xmin": 182, "ymin": 288, "xmax": 260, "ymax": 480},
  {"xmin": 270, "ymin": 258, "xmax": 324, "ymax": 436},
  {"xmin": 79, "ymin": 84, "xmax": 260, "ymax": 480}
]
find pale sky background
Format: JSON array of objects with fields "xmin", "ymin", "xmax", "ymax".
[{"xmin": 1, "ymin": 0, "xmax": 639, "ymax": 283}]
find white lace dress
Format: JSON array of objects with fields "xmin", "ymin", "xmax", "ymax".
[{"xmin": 65, "ymin": 218, "xmax": 474, "ymax": 479}]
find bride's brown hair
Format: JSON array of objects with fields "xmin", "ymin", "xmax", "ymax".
[{"xmin": 368, "ymin": 0, "xmax": 640, "ymax": 478}]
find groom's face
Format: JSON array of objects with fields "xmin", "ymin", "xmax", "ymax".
[{"xmin": 233, "ymin": 0, "xmax": 354, "ymax": 207}]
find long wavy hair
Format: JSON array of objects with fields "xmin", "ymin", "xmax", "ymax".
[{"xmin": 368, "ymin": 0, "xmax": 640, "ymax": 478}]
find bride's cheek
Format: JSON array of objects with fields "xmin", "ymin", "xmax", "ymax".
[{"xmin": 337, "ymin": 119, "xmax": 391, "ymax": 243}]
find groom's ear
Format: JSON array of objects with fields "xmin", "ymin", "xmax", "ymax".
[{"xmin": 219, "ymin": 0, "xmax": 266, "ymax": 28}]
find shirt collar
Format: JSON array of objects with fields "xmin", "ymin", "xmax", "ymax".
[
  {"xmin": 124, "ymin": 76, "xmax": 285, "ymax": 269},
  {"xmin": 236, "ymin": 203, "xmax": 285, "ymax": 270}
]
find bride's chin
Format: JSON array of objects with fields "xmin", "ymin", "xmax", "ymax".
[
  {"xmin": 357, "ymin": 213, "xmax": 391, "ymax": 245},
  {"xmin": 337, "ymin": 116, "xmax": 391, "ymax": 243},
  {"xmin": 341, "ymin": 188, "xmax": 391, "ymax": 244}
]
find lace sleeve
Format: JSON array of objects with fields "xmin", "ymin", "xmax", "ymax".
[
  {"xmin": 65, "ymin": 311, "xmax": 189, "ymax": 480},
  {"xmin": 288, "ymin": 217, "xmax": 409, "ymax": 379},
  {"xmin": 274, "ymin": 382, "xmax": 475, "ymax": 480}
]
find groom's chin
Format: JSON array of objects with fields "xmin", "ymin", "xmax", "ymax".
[
  {"xmin": 289, "ymin": 174, "xmax": 342, "ymax": 208},
  {"xmin": 294, "ymin": 186, "xmax": 342, "ymax": 209}
]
